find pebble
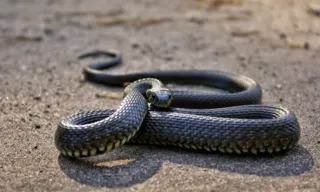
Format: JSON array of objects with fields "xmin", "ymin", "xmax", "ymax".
[
  {"xmin": 34, "ymin": 124, "xmax": 41, "ymax": 129},
  {"xmin": 237, "ymin": 55, "xmax": 246, "ymax": 61},
  {"xmin": 131, "ymin": 42, "xmax": 139, "ymax": 49},
  {"xmin": 12, "ymin": 101, "xmax": 19, "ymax": 106},
  {"xmin": 276, "ymin": 84, "xmax": 282, "ymax": 89},
  {"xmin": 43, "ymin": 27, "xmax": 54, "ymax": 36},
  {"xmin": 163, "ymin": 55, "xmax": 174, "ymax": 61},
  {"xmin": 33, "ymin": 95, "xmax": 42, "ymax": 100}
]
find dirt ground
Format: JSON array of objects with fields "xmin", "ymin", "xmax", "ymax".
[{"xmin": 0, "ymin": 0, "xmax": 319, "ymax": 191}]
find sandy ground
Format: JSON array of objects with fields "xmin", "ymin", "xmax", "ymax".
[{"xmin": 0, "ymin": 0, "xmax": 320, "ymax": 191}]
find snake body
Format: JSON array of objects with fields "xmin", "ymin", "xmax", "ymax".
[{"xmin": 55, "ymin": 51, "xmax": 300, "ymax": 158}]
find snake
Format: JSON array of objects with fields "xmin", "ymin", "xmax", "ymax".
[{"xmin": 54, "ymin": 50, "xmax": 300, "ymax": 158}]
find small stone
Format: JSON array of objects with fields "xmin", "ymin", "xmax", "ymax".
[
  {"xmin": 308, "ymin": 4, "xmax": 320, "ymax": 17},
  {"xmin": 279, "ymin": 33, "xmax": 287, "ymax": 39},
  {"xmin": 43, "ymin": 27, "xmax": 54, "ymax": 35},
  {"xmin": 34, "ymin": 124, "xmax": 41, "ymax": 129},
  {"xmin": 276, "ymin": 84, "xmax": 282, "ymax": 89},
  {"xmin": 131, "ymin": 43, "xmax": 139, "ymax": 49},
  {"xmin": 33, "ymin": 95, "xmax": 42, "ymax": 100},
  {"xmin": 13, "ymin": 101, "xmax": 19, "ymax": 106},
  {"xmin": 163, "ymin": 56, "xmax": 174, "ymax": 61},
  {"xmin": 237, "ymin": 55, "xmax": 246, "ymax": 61}
]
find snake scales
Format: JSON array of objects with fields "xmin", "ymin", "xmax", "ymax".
[{"xmin": 54, "ymin": 51, "xmax": 300, "ymax": 158}]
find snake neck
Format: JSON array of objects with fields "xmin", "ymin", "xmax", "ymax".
[
  {"xmin": 124, "ymin": 78, "xmax": 163, "ymax": 97},
  {"xmin": 124, "ymin": 78, "xmax": 172, "ymax": 108}
]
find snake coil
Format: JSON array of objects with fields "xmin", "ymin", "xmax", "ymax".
[{"xmin": 55, "ymin": 51, "xmax": 300, "ymax": 158}]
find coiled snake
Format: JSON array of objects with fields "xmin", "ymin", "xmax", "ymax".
[{"xmin": 55, "ymin": 51, "xmax": 300, "ymax": 158}]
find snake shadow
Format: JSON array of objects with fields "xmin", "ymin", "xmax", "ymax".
[{"xmin": 58, "ymin": 144, "xmax": 314, "ymax": 188}]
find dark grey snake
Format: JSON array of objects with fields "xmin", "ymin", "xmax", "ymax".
[{"xmin": 54, "ymin": 51, "xmax": 300, "ymax": 158}]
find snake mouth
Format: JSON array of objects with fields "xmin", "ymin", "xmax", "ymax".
[{"xmin": 147, "ymin": 90, "xmax": 173, "ymax": 108}]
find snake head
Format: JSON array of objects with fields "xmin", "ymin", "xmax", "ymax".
[{"xmin": 146, "ymin": 88, "xmax": 173, "ymax": 108}]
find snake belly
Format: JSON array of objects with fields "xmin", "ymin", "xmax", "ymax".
[{"xmin": 54, "ymin": 51, "xmax": 300, "ymax": 158}]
